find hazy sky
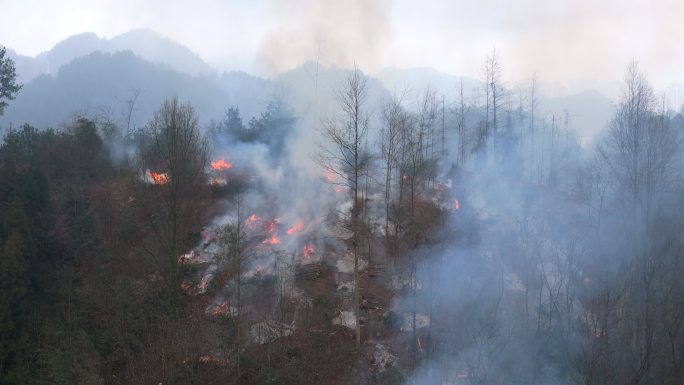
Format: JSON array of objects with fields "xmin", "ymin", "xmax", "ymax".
[{"xmin": 2, "ymin": 0, "xmax": 683, "ymax": 88}]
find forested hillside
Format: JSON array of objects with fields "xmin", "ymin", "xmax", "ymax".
[{"xmin": 2, "ymin": 34, "xmax": 684, "ymax": 385}]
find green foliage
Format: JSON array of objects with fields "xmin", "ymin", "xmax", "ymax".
[
  {"xmin": 213, "ymin": 97, "xmax": 296, "ymax": 161},
  {"xmin": 210, "ymin": 106, "xmax": 244, "ymax": 138},
  {"xmin": 0, "ymin": 47, "xmax": 22, "ymax": 115}
]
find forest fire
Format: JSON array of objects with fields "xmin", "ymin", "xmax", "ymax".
[
  {"xmin": 325, "ymin": 166, "xmax": 346, "ymax": 193},
  {"xmin": 210, "ymin": 302, "xmax": 230, "ymax": 316},
  {"xmin": 287, "ymin": 221, "xmax": 304, "ymax": 235},
  {"xmin": 262, "ymin": 219, "xmax": 281, "ymax": 244},
  {"xmin": 265, "ymin": 219, "xmax": 278, "ymax": 233},
  {"xmin": 199, "ymin": 355, "xmax": 226, "ymax": 366},
  {"xmin": 151, "ymin": 172, "xmax": 169, "ymax": 185},
  {"xmin": 454, "ymin": 199, "xmax": 460, "ymax": 210},
  {"xmin": 263, "ymin": 233, "xmax": 281, "ymax": 245},
  {"xmin": 210, "ymin": 157, "xmax": 232, "ymax": 170},
  {"xmin": 303, "ymin": 244, "xmax": 316, "ymax": 259},
  {"xmin": 144, "ymin": 170, "xmax": 169, "ymax": 185},
  {"xmin": 180, "ymin": 281, "xmax": 192, "ymax": 292},
  {"xmin": 245, "ymin": 214, "xmax": 260, "ymax": 229}
]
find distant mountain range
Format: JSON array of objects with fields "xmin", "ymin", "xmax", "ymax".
[
  {"xmin": 5, "ymin": 29, "xmax": 213, "ymax": 83},
  {"xmin": 1, "ymin": 29, "xmax": 617, "ymax": 142}
]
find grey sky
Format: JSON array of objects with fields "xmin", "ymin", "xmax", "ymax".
[{"xmin": 2, "ymin": 0, "xmax": 682, "ymax": 88}]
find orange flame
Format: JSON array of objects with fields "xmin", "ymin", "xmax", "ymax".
[
  {"xmin": 199, "ymin": 355, "xmax": 226, "ymax": 366},
  {"xmin": 245, "ymin": 214, "xmax": 259, "ymax": 230},
  {"xmin": 287, "ymin": 221, "xmax": 304, "ymax": 235},
  {"xmin": 303, "ymin": 244, "xmax": 316, "ymax": 258},
  {"xmin": 454, "ymin": 199, "xmax": 460, "ymax": 210},
  {"xmin": 325, "ymin": 166, "xmax": 335, "ymax": 183},
  {"xmin": 265, "ymin": 219, "xmax": 278, "ymax": 233},
  {"xmin": 211, "ymin": 157, "xmax": 233, "ymax": 170},
  {"xmin": 180, "ymin": 281, "xmax": 192, "ymax": 292},
  {"xmin": 263, "ymin": 234, "xmax": 281, "ymax": 245},
  {"xmin": 150, "ymin": 171, "xmax": 169, "ymax": 185},
  {"xmin": 262, "ymin": 219, "xmax": 280, "ymax": 244},
  {"xmin": 211, "ymin": 301, "xmax": 230, "ymax": 316}
]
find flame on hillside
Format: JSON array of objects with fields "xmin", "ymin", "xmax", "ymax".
[
  {"xmin": 151, "ymin": 172, "xmax": 169, "ymax": 184},
  {"xmin": 263, "ymin": 233, "xmax": 281, "ymax": 245},
  {"xmin": 303, "ymin": 244, "xmax": 316, "ymax": 259},
  {"xmin": 287, "ymin": 221, "xmax": 304, "ymax": 235},
  {"xmin": 245, "ymin": 214, "xmax": 260, "ymax": 230},
  {"xmin": 144, "ymin": 169, "xmax": 169, "ymax": 185},
  {"xmin": 211, "ymin": 157, "xmax": 232, "ymax": 170},
  {"xmin": 180, "ymin": 281, "xmax": 192, "ymax": 292},
  {"xmin": 263, "ymin": 219, "xmax": 281, "ymax": 245},
  {"xmin": 210, "ymin": 302, "xmax": 230, "ymax": 316},
  {"xmin": 454, "ymin": 199, "xmax": 460, "ymax": 210},
  {"xmin": 265, "ymin": 219, "xmax": 278, "ymax": 233},
  {"xmin": 199, "ymin": 355, "xmax": 226, "ymax": 366},
  {"xmin": 325, "ymin": 166, "xmax": 347, "ymax": 193}
]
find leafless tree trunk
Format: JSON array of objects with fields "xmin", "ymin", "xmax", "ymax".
[
  {"xmin": 217, "ymin": 193, "xmax": 250, "ymax": 378},
  {"xmin": 319, "ymin": 66, "xmax": 370, "ymax": 348},
  {"xmin": 457, "ymin": 79, "xmax": 469, "ymax": 167}
]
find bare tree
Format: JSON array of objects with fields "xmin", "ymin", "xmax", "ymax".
[
  {"xmin": 380, "ymin": 92, "xmax": 407, "ymax": 240},
  {"xmin": 456, "ymin": 79, "xmax": 469, "ymax": 166},
  {"xmin": 598, "ymin": 62, "xmax": 679, "ymax": 231},
  {"xmin": 123, "ymin": 88, "xmax": 141, "ymax": 135},
  {"xmin": 319, "ymin": 66, "xmax": 371, "ymax": 348},
  {"xmin": 479, "ymin": 48, "xmax": 505, "ymax": 149},
  {"xmin": 141, "ymin": 97, "xmax": 209, "ymax": 291},
  {"xmin": 529, "ymin": 72, "xmax": 539, "ymax": 180},
  {"xmin": 217, "ymin": 193, "xmax": 247, "ymax": 378},
  {"xmin": 486, "ymin": 49, "xmax": 502, "ymax": 134}
]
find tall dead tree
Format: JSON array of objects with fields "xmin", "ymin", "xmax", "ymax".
[
  {"xmin": 380, "ymin": 93, "xmax": 407, "ymax": 241},
  {"xmin": 457, "ymin": 79, "xmax": 468, "ymax": 166},
  {"xmin": 529, "ymin": 73, "xmax": 539, "ymax": 180},
  {"xmin": 320, "ymin": 66, "xmax": 370, "ymax": 348},
  {"xmin": 598, "ymin": 62, "xmax": 678, "ymax": 230},
  {"xmin": 486, "ymin": 49, "xmax": 502, "ymax": 134}
]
